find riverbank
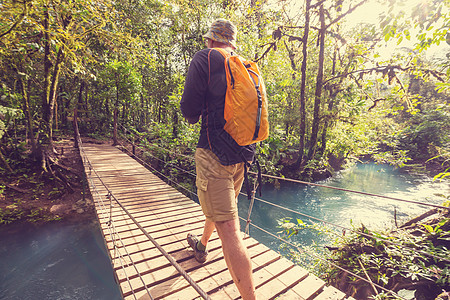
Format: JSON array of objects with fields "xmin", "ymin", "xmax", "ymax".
[
  {"xmin": 1, "ymin": 136, "xmax": 448, "ymax": 227},
  {"xmin": 0, "ymin": 138, "xmax": 96, "ymax": 226}
]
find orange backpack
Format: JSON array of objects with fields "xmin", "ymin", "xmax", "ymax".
[{"xmin": 212, "ymin": 48, "xmax": 269, "ymax": 146}]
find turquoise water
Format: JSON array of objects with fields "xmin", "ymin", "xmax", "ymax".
[
  {"xmin": 0, "ymin": 162, "xmax": 447, "ymax": 299},
  {"xmin": 237, "ymin": 162, "xmax": 449, "ymax": 251},
  {"xmin": 0, "ymin": 220, "xmax": 121, "ymax": 300}
]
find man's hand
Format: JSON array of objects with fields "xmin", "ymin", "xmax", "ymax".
[{"xmin": 186, "ymin": 115, "xmax": 200, "ymax": 124}]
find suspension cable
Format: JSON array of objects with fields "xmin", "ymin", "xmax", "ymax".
[
  {"xmin": 120, "ymin": 125, "xmax": 448, "ymax": 211},
  {"xmin": 118, "ymin": 123, "xmax": 195, "ymax": 161},
  {"xmin": 88, "ymin": 173, "xmax": 152, "ymax": 300},
  {"xmin": 122, "ymin": 142, "xmax": 196, "ymax": 178},
  {"xmin": 79, "ymin": 139, "xmax": 154, "ymax": 300},
  {"xmin": 253, "ymin": 173, "xmax": 449, "ymax": 211},
  {"xmin": 78, "ymin": 136, "xmax": 210, "ymax": 300},
  {"xmin": 250, "ymin": 194, "xmax": 450, "ymax": 264},
  {"xmin": 117, "ymin": 126, "xmax": 450, "ymax": 263},
  {"xmin": 119, "ymin": 143, "xmax": 198, "ymax": 198},
  {"xmin": 116, "ymin": 124, "xmax": 449, "ymax": 296},
  {"xmin": 108, "ymin": 137, "xmax": 427, "ymax": 300},
  {"xmin": 89, "ymin": 162, "xmax": 211, "ymax": 300},
  {"xmin": 238, "ymin": 216, "xmax": 407, "ymax": 300}
]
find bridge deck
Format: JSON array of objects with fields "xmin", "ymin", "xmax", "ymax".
[{"xmin": 82, "ymin": 142, "xmax": 350, "ymax": 300}]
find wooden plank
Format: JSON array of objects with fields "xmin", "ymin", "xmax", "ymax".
[
  {"xmin": 314, "ymin": 286, "xmax": 347, "ymax": 300},
  {"xmin": 81, "ymin": 143, "xmax": 345, "ymax": 300},
  {"xmin": 289, "ymin": 273, "xmax": 326, "ymax": 300}
]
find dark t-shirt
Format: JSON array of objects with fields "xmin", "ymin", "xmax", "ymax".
[{"xmin": 180, "ymin": 48, "xmax": 255, "ymax": 165}]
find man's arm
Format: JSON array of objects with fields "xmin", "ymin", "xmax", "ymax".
[{"xmin": 180, "ymin": 50, "xmax": 208, "ymax": 124}]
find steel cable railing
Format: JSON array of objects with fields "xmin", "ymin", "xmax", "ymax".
[
  {"xmin": 78, "ymin": 137, "xmax": 154, "ymax": 300},
  {"xmin": 87, "ymin": 172, "xmax": 151, "ymax": 300},
  {"xmin": 119, "ymin": 132, "xmax": 450, "ymax": 265},
  {"xmin": 118, "ymin": 124, "xmax": 195, "ymax": 162},
  {"xmin": 116, "ymin": 124, "xmax": 449, "ymax": 297},
  {"xmin": 251, "ymin": 195, "xmax": 450, "ymax": 264},
  {"xmin": 117, "ymin": 125, "xmax": 450, "ymax": 263},
  {"xmin": 115, "ymin": 130, "xmax": 412, "ymax": 299},
  {"xmin": 255, "ymin": 173, "xmax": 449, "ymax": 210},
  {"xmin": 122, "ymin": 127, "xmax": 448, "ymax": 211},
  {"xmin": 117, "ymin": 137, "xmax": 197, "ymax": 199},
  {"xmin": 77, "ymin": 135, "xmax": 211, "ymax": 300},
  {"xmin": 237, "ymin": 215, "xmax": 407, "ymax": 299}
]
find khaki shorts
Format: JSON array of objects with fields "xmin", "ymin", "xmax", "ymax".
[{"xmin": 195, "ymin": 148, "xmax": 245, "ymax": 222}]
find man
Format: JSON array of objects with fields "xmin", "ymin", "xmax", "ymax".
[{"xmin": 180, "ymin": 19, "xmax": 257, "ymax": 300}]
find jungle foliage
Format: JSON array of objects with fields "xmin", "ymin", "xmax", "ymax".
[
  {"xmin": 1, "ymin": 0, "xmax": 449, "ymax": 297},
  {"xmin": 1, "ymin": 0, "xmax": 449, "ymax": 181},
  {"xmin": 278, "ymin": 201, "xmax": 450, "ymax": 299}
]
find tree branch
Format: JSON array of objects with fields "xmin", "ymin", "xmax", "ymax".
[
  {"xmin": 0, "ymin": 1, "xmax": 29, "ymax": 38},
  {"xmin": 325, "ymin": 0, "xmax": 368, "ymax": 31},
  {"xmin": 255, "ymin": 43, "xmax": 275, "ymax": 63},
  {"xmin": 311, "ymin": 0, "xmax": 327, "ymax": 9},
  {"xmin": 3, "ymin": 183, "xmax": 31, "ymax": 194}
]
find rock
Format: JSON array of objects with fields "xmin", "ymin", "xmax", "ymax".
[{"xmin": 50, "ymin": 204, "xmax": 70, "ymax": 214}]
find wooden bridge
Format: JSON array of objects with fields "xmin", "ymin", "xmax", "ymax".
[{"xmin": 81, "ymin": 142, "xmax": 353, "ymax": 300}]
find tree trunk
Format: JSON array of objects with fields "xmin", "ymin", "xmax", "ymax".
[
  {"xmin": 250, "ymin": 0, "xmax": 265, "ymax": 60},
  {"xmin": 55, "ymin": 98, "xmax": 59, "ymax": 132},
  {"xmin": 47, "ymin": 48, "xmax": 64, "ymax": 151},
  {"xmin": 41, "ymin": 3, "xmax": 52, "ymax": 153},
  {"xmin": 318, "ymin": 98, "xmax": 334, "ymax": 156},
  {"xmin": 19, "ymin": 76, "xmax": 37, "ymax": 155},
  {"xmin": 172, "ymin": 110, "xmax": 178, "ymax": 138},
  {"xmin": 61, "ymin": 84, "xmax": 69, "ymax": 129},
  {"xmin": 41, "ymin": 6, "xmax": 64, "ymax": 155},
  {"xmin": 104, "ymin": 98, "xmax": 110, "ymax": 123},
  {"xmin": 73, "ymin": 108, "xmax": 79, "ymax": 148},
  {"xmin": 84, "ymin": 81, "xmax": 89, "ymax": 117},
  {"xmin": 306, "ymin": 4, "xmax": 326, "ymax": 162},
  {"xmin": 295, "ymin": 0, "xmax": 311, "ymax": 170}
]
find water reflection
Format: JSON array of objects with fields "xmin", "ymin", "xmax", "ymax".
[{"xmin": 0, "ymin": 220, "xmax": 121, "ymax": 300}]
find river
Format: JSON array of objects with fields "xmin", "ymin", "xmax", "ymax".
[
  {"xmin": 0, "ymin": 162, "xmax": 447, "ymax": 299},
  {"xmin": 237, "ymin": 162, "xmax": 449, "ymax": 253},
  {"xmin": 0, "ymin": 220, "xmax": 122, "ymax": 300}
]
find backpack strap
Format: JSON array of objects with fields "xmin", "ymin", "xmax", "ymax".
[
  {"xmin": 239, "ymin": 151, "xmax": 262, "ymax": 200},
  {"xmin": 243, "ymin": 162, "xmax": 252, "ymax": 200},
  {"xmin": 247, "ymin": 69, "xmax": 263, "ymax": 141},
  {"xmin": 212, "ymin": 47, "xmax": 230, "ymax": 58}
]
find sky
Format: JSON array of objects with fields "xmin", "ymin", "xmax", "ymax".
[
  {"xmin": 268, "ymin": 0, "xmax": 449, "ymax": 61},
  {"xmin": 346, "ymin": 0, "xmax": 449, "ymax": 61}
]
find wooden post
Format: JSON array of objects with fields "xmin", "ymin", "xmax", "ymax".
[
  {"xmin": 73, "ymin": 108, "xmax": 79, "ymax": 148},
  {"xmin": 82, "ymin": 172, "xmax": 86, "ymax": 202},
  {"xmin": 113, "ymin": 108, "xmax": 118, "ymax": 146}
]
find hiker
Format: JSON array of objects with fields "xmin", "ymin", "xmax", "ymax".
[{"xmin": 180, "ymin": 19, "xmax": 257, "ymax": 300}]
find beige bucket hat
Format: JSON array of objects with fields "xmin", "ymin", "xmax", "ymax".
[{"xmin": 203, "ymin": 19, "xmax": 237, "ymax": 49}]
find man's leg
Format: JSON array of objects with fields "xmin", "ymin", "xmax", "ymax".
[
  {"xmin": 200, "ymin": 218, "xmax": 215, "ymax": 247},
  {"xmin": 215, "ymin": 218, "xmax": 256, "ymax": 300}
]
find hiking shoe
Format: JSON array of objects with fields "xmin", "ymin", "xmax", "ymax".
[{"xmin": 187, "ymin": 233, "xmax": 208, "ymax": 263}]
